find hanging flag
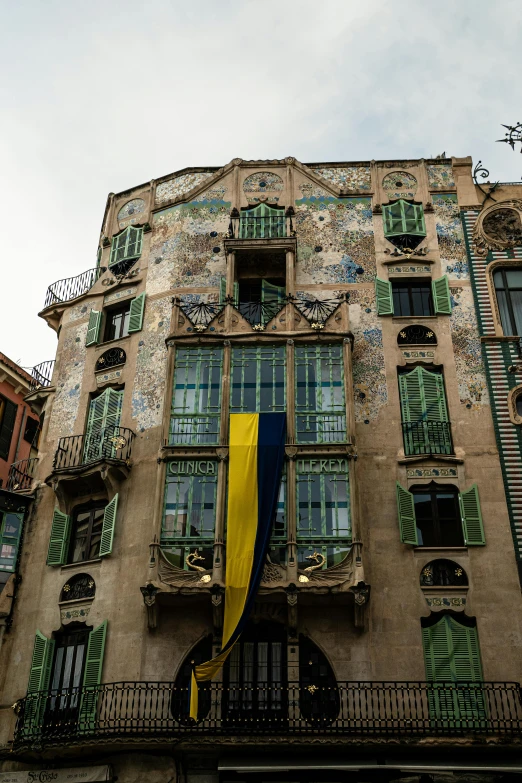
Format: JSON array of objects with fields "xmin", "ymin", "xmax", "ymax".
[{"xmin": 189, "ymin": 412, "xmax": 286, "ymax": 721}]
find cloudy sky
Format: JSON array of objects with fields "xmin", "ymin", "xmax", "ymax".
[{"xmin": 1, "ymin": 0, "xmax": 521, "ymax": 367}]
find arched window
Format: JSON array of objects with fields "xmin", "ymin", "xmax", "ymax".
[
  {"xmin": 60, "ymin": 573, "xmax": 96, "ymax": 602},
  {"xmin": 493, "ymin": 267, "xmax": 522, "ymax": 336},
  {"xmin": 420, "ymin": 559, "xmax": 468, "ymax": 587},
  {"xmin": 397, "ymin": 325, "xmax": 437, "ymax": 346},
  {"xmin": 171, "ymin": 635, "xmax": 213, "ymax": 723}
]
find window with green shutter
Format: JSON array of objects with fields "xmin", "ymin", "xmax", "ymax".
[
  {"xmin": 295, "ymin": 344, "xmax": 346, "ymax": 443},
  {"xmin": 296, "ymin": 457, "xmax": 351, "ymax": 569},
  {"xmin": 432, "ymin": 275, "xmax": 452, "ymax": 315},
  {"xmin": 79, "ymin": 621, "xmax": 107, "ymax": 732},
  {"xmin": 109, "ymin": 226, "xmax": 143, "ymax": 274},
  {"xmin": 422, "ymin": 614, "xmax": 486, "ymax": 724},
  {"xmin": 23, "ymin": 631, "xmax": 55, "ymax": 737},
  {"xmin": 170, "ymin": 347, "xmax": 223, "ymax": 445},
  {"xmin": 239, "ymin": 203, "xmax": 286, "ymax": 239},
  {"xmin": 396, "ymin": 482, "xmax": 485, "ymax": 548},
  {"xmin": 383, "ymin": 200, "xmax": 426, "ymax": 251},
  {"xmin": 83, "ymin": 387, "xmax": 123, "ymax": 462},
  {"xmin": 231, "ymin": 345, "xmax": 285, "ymax": 413},
  {"xmin": 375, "ymin": 278, "xmax": 393, "ymax": 316},
  {"xmin": 161, "ymin": 461, "xmax": 218, "ymax": 571},
  {"xmin": 398, "ymin": 366, "xmax": 452, "ymax": 455},
  {"xmin": 128, "ymin": 293, "xmax": 146, "ymax": 333},
  {"xmin": 86, "ymin": 310, "xmax": 102, "ymax": 346},
  {"xmin": 47, "ymin": 509, "xmax": 71, "ymax": 566},
  {"xmin": 0, "ymin": 511, "xmax": 24, "ymax": 574}
]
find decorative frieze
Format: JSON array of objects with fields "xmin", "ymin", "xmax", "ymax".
[
  {"xmin": 104, "ymin": 286, "xmax": 137, "ymax": 304},
  {"xmin": 407, "ymin": 467, "xmax": 457, "ymax": 478}
]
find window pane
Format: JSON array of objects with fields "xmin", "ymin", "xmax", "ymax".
[
  {"xmin": 516, "ymin": 395, "xmax": 522, "ymax": 417},
  {"xmin": 493, "ymin": 270, "xmax": 505, "ymax": 290},
  {"xmin": 162, "ymin": 465, "xmax": 217, "ymax": 547},
  {"xmin": 505, "ymin": 269, "xmax": 522, "ymax": 288},
  {"xmin": 71, "ymin": 512, "xmax": 90, "ymax": 563},
  {"xmin": 170, "ymin": 348, "xmax": 222, "ymax": 445},
  {"xmin": 231, "ymin": 346, "xmax": 285, "ymax": 413},
  {"xmin": 496, "ymin": 290, "xmax": 513, "ymax": 334},
  {"xmin": 89, "ymin": 508, "xmax": 104, "ymax": 559},
  {"xmin": 511, "ymin": 290, "xmax": 522, "ymax": 336}
]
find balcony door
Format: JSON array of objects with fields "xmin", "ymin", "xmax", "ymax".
[
  {"xmin": 223, "ymin": 621, "xmax": 288, "ymax": 727},
  {"xmin": 84, "ymin": 388, "xmax": 123, "ymax": 463},
  {"xmin": 45, "ymin": 626, "xmax": 89, "ymax": 731}
]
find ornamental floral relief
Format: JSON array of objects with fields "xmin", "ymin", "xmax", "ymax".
[{"xmin": 472, "ymin": 200, "xmax": 522, "ymax": 256}]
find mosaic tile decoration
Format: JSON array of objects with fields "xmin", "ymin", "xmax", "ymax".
[
  {"xmin": 48, "ymin": 321, "xmax": 89, "ymax": 437},
  {"xmin": 433, "ymin": 194, "xmax": 468, "ymax": 279},
  {"xmin": 449, "ymin": 285, "xmax": 489, "ymax": 408},
  {"xmin": 425, "ymin": 596, "xmax": 466, "ymax": 608},
  {"xmin": 242, "ymin": 172, "xmax": 284, "ymax": 192},
  {"xmin": 295, "ymin": 196, "xmax": 375, "ymax": 284},
  {"xmin": 402, "ymin": 350, "xmax": 435, "ymax": 360},
  {"xmin": 118, "ymin": 199, "xmax": 145, "ymax": 228},
  {"xmin": 131, "ymin": 296, "xmax": 171, "ymax": 431},
  {"xmin": 155, "ymin": 172, "xmax": 214, "ymax": 204},
  {"xmin": 311, "ymin": 167, "xmax": 371, "ymax": 192},
  {"xmin": 299, "ymin": 183, "xmax": 328, "ymax": 199},
  {"xmin": 407, "ymin": 467, "xmax": 457, "ymax": 478},
  {"xmin": 149, "ymin": 197, "xmax": 230, "ymax": 295},
  {"xmin": 382, "ymin": 171, "xmax": 418, "ymax": 201},
  {"xmin": 348, "ymin": 288, "xmax": 388, "ymax": 423},
  {"xmin": 389, "ymin": 265, "xmax": 431, "ymax": 274},
  {"xmin": 427, "ymin": 163, "xmax": 455, "ymax": 190}
]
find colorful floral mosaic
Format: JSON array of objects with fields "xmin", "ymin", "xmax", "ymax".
[
  {"xmin": 48, "ymin": 321, "xmax": 88, "ymax": 437},
  {"xmin": 131, "ymin": 296, "xmax": 171, "ymax": 431},
  {"xmin": 348, "ymin": 289, "xmax": 388, "ymax": 423},
  {"xmin": 433, "ymin": 194, "xmax": 468, "ymax": 279},
  {"xmin": 243, "ymin": 172, "xmax": 284, "ymax": 192},
  {"xmin": 298, "ymin": 183, "xmax": 328, "ymax": 199},
  {"xmin": 449, "ymin": 285, "xmax": 489, "ymax": 409},
  {"xmin": 155, "ymin": 172, "xmax": 214, "ymax": 204},
  {"xmin": 118, "ymin": 199, "xmax": 145, "ymax": 227},
  {"xmin": 427, "ymin": 164, "xmax": 455, "ymax": 190},
  {"xmin": 382, "ymin": 171, "xmax": 418, "ymax": 201},
  {"xmin": 149, "ymin": 197, "xmax": 230, "ymax": 295},
  {"xmin": 310, "ymin": 167, "xmax": 371, "ymax": 192},
  {"xmin": 294, "ymin": 197, "xmax": 375, "ymax": 284}
]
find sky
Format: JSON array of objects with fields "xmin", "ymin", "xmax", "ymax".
[{"xmin": 1, "ymin": 0, "xmax": 522, "ymax": 368}]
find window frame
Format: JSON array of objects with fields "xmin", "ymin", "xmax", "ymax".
[
  {"xmin": 68, "ymin": 502, "xmax": 107, "ymax": 564},
  {"xmin": 230, "ymin": 344, "xmax": 286, "ymax": 414},
  {"xmin": 0, "ymin": 510, "xmax": 23, "ymax": 575},
  {"xmin": 411, "ymin": 483, "xmax": 464, "ymax": 548},
  {"xmin": 295, "ymin": 344, "xmax": 347, "ymax": 444},
  {"xmin": 170, "ymin": 346, "xmax": 223, "ymax": 446},
  {"xmin": 391, "ymin": 279, "xmax": 434, "ymax": 317},
  {"xmin": 161, "ymin": 461, "xmax": 218, "ymax": 571},
  {"xmin": 493, "ymin": 265, "xmax": 522, "ymax": 336},
  {"xmin": 102, "ymin": 302, "xmax": 132, "ymax": 342}
]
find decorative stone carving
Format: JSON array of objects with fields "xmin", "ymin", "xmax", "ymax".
[
  {"xmin": 157, "ymin": 547, "xmax": 212, "ymax": 589},
  {"xmin": 295, "ymin": 545, "xmax": 365, "ymax": 592},
  {"xmin": 473, "ymin": 200, "xmax": 522, "ymax": 255},
  {"xmin": 382, "ymin": 171, "xmax": 418, "ymax": 201},
  {"xmin": 140, "ymin": 583, "xmax": 160, "ymax": 629}
]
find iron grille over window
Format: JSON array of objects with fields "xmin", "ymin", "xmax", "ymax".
[
  {"xmin": 420, "ymin": 559, "xmax": 468, "ymax": 587},
  {"xmin": 397, "ymin": 325, "xmax": 437, "ymax": 345},
  {"xmin": 170, "ymin": 347, "xmax": 223, "ymax": 445},
  {"xmin": 60, "ymin": 573, "xmax": 96, "ymax": 602},
  {"xmin": 95, "ymin": 348, "xmax": 126, "ymax": 372},
  {"xmin": 295, "ymin": 344, "xmax": 346, "ymax": 443}
]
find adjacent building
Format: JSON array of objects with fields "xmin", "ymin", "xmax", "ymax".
[{"xmin": 1, "ymin": 157, "xmax": 521, "ymax": 783}]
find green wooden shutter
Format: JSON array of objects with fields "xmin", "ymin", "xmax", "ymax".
[
  {"xmin": 421, "ymin": 369, "xmax": 449, "ymax": 422},
  {"xmin": 459, "ymin": 484, "xmax": 485, "ymax": 546},
  {"xmin": 262, "ymin": 279, "xmax": 286, "ymax": 306},
  {"xmin": 84, "ymin": 388, "xmax": 123, "ymax": 462},
  {"xmin": 399, "ymin": 367, "xmax": 451, "ymax": 455},
  {"xmin": 220, "ymin": 277, "xmax": 227, "ymax": 302},
  {"xmin": 24, "ymin": 631, "xmax": 55, "ymax": 736},
  {"xmin": 110, "ymin": 232, "xmax": 126, "ymax": 266},
  {"xmin": 46, "ymin": 509, "xmax": 71, "ymax": 566},
  {"xmin": 86, "ymin": 310, "xmax": 102, "ymax": 346},
  {"xmin": 126, "ymin": 226, "xmax": 143, "ymax": 258},
  {"xmin": 0, "ymin": 398, "xmax": 17, "ymax": 460},
  {"xmin": 432, "ymin": 275, "xmax": 452, "ymax": 315},
  {"xmin": 375, "ymin": 278, "xmax": 393, "ymax": 315},
  {"xmin": 99, "ymin": 495, "xmax": 118, "ymax": 557},
  {"xmin": 233, "ymin": 282, "xmax": 239, "ymax": 307},
  {"xmin": 396, "ymin": 482, "xmax": 418, "ymax": 545},
  {"xmin": 403, "ymin": 202, "xmax": 426, "ymax": 235},
  {"xmin": 128, "ymin": 293, "xmax": 146, "ymax": 333},
  {"xmin": 79, "ymin": 621, "xmax": 107, "ymax": 732}
]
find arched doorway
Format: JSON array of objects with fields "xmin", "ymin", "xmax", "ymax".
[
  {"xmin": 299, "ymin": 634, "xmax": 340, "ymax": 725},
  {"xmin": 171, "ymin": 635, "xmax": 213, "ymax": 723},
  {"xmin": 223, "ymin": 621, "xmax": 288, "ymax": 727}
]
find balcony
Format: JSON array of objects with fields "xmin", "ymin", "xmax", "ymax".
[
  {"xmin": 43, "ymin": 267, "xmax": 104, "ymax": 310},
  {"xmin": 13, "ymin": 681, "xmax": 522, "ymax": 749},
  {"xmin": 402, "ymin": 421, "xmax": 453, "ymax": 457},
  {"xmin": 227, "ymin": 208, "xmax": 294, "ymax": 240},
  {"xmin": 29, "ymin": 360, "xmax": 55, "ymax": 390},
  {"xmin": 53, "ymin": 427, "xmax": 135, "ymax": 471},
  {"xmin": 6, "ymin": 458, "xmax": 38, "ymax": 492}
]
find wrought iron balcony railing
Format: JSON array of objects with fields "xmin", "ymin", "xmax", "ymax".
[
  {"xmin": 296, "ymin": 413, "xmax": 347, "ymax": 444},
  {"xmin": 7, "ymin": 458, "xmax": 39, "ymax": 492},
  {"xmin": 227, "ymin": 214, "xmax": 292, "ymax": 240},
  {"xmin": 44, "ymin": 267, "xmax": 105, "ymax": 309},
  {"xmin": 402, "ymin": 421, "xmax": 454, "ymax": 456},
  {"xmin": 29, "ymin": 360, "xmax": 55, "ymax": 390},
  {"xmin": 13, "ymin": 681, "xmax": 522, "ymax": 748},
  {"xmin": 53, "ymin": 427, "xmax": 135, "ymax": 471}
]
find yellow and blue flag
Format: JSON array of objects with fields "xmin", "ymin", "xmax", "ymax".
[{"xmin": 189, "ymin": 412, "xmax": 286, "ymax": 720}]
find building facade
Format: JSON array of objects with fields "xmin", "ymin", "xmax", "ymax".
[{"xmin": 1, "ymin": 157, "xmax": 521, "ymax": 783}]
